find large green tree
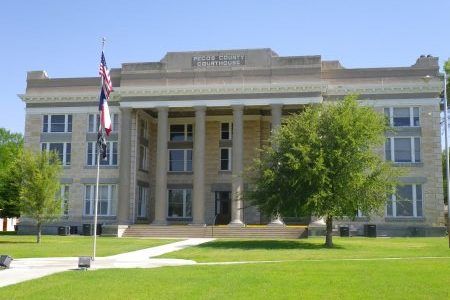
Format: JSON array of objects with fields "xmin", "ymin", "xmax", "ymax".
[
  {"xmin": 15, "ymin": 150, "xmax": 63, "ymax": 243},
  {"xmin": 247, "ymin": 96, "xmax": 400, "ymax": 247},
  {"xmin": 0, "ymin": 128, "xmax": 23, "ymax": 221}
]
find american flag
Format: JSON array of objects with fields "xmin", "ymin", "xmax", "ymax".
[{"xmin": 98, "ymin": 51, "xmax": 112, "ymax": 136}]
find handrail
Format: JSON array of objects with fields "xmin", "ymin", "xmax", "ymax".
[{"xmin": 211, "ymin": 213, "xmax": 219, "ymax": 238}]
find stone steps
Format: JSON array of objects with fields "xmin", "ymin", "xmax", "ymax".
[{"xmin": 123, "ymin": 225, "xmax": 308, "ymax": 239}]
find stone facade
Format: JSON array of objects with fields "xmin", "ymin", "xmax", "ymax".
[{"xmin": 19, "ymin": 49, "xmax": 445, "ymax": 236}]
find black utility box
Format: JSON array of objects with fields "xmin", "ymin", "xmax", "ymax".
[
  {"xmin": 58, "ymin": 226, "xmax": 70, "ymax": 236},
  {"xmin": 82, "ymin": 224, "xmax": 102, "ymax": 236},
  {"xmin": 364, "ymin": 224, "xmax": 377, "ymax": 237},
  {"xmin": 70, "ymin": 226, "xmax": 78, "ymax": 235},
  {"xmin": 339, "ymin": 226, "xmax": 350, "ymax": 237}
]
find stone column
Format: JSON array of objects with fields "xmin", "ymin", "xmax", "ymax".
[
  {"xmin": 193, "ymin": 106, "xmax": 206, "ymax": 224},
  {"xmin": 152, "ymin": 107, "xmax": 168, "ymax": 225},
  {"xmin": 118, "ymin": 108, "xmax": 132, "ymax": 224},
  {"xmin": 269, "ymin": 104, "xmax": 285, "ymax": 226},
  {"xmin": 229, "ymin": 105, "xmax": 245, "ymax": 226},
  {"xmin": 271, "ymin": 104, "xmax": 283, "ymax": 132}
]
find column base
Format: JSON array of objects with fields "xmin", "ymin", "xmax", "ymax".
[
  {"xmin": 228, "ymin": 219, "xmax": 245, "ymax": 227},
  {"xmin": 189, "ymin": 223, "xmax": 206, "ymax": 227}
]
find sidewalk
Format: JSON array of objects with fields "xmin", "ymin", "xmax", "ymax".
[{"xmin": 0, "ymin": 238, "xmax": 214, "ymax": 288}]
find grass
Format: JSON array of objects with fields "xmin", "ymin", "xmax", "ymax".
[
  {"xmin": 1, "ymin": 259, "xmax": 449, "ymax": 299},
  {"xmin": 0, "ymin": 235, "xmax": 177, "ymax": 258},
  {"xmin": 1, "ymin": 237, "xmax": 450, "ymax": 298},
  {"xmin": 159, "ymin": 237, "xmax": 450, "ymax": 262}
]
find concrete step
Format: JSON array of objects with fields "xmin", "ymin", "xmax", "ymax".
[{"xmin": 123, "ymin": 225, "xmax": 308, "ymax": 239}]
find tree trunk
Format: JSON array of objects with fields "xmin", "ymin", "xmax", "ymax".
[
  {"xmin": 325, "ymin": 215, "xmax": 333, "ymax": 248},
  {"xmin": 36, "ymin": 222, "xmax": 42, "ymax": 243},
  {"xmin": 2, "ymin": 218, "xmax": 7, "ymax": 232}
]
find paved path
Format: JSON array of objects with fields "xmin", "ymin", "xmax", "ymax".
[{"xmin": 0, "ymin": 238, "xmax": 214, "ymax": 288}]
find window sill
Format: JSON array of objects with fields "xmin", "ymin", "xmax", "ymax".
[
  {"xmin": 167, "ymin": 217, "xmax": 193, "ymax": 221},
  {"xmin": 168, "ymin": 171, "xmax": 193, "ymax": 175},
  {"xmin": 138, "ymin": 169, "xmax": 149, "ymax": 173},
  {"xmin": 84, "ymin": 165, "xmax": 119, "ymax": 169},
  {"xmin": 385, "ymin": 217, "xmax": 425, "ymax": 222},
  {"xmin": 82, "ymin": 215, "xmax": 117, "ymax": 220},
  {"xmin": 219, "ymin": 170, "xmax": 232, "ymax": 174},
  {"xmin": 392, "ymin": 162, "xmax": 423, "ymax": 168}
]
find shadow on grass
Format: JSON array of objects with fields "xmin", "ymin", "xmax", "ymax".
[{"xmin": 198, "ymin": 240, "xmax": 343, "ymax": 250}]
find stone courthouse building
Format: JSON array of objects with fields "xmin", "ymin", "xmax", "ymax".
[{"xmin": 19, "ymin": 49, "xmax": 445, "ymax": 236}]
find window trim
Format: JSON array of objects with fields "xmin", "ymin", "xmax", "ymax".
[
  {"xmin": 168, "ymin": 149, "xmax": 193, "ymax": 172},
  {"xmin": 386, "ymin": 184, "xmax": 423, "ymax": 218},
  {"xmin": 220, "ymin": 147, "xmax": 232, "ymax": 171},
  {"xmin": 169, "ymin": 123, "xmax": 193, "ymax": 142},
  {"xmin": 83, "ymin": 184, "xmax": 117, "ymax": 216},
  {"xmin": 139, "ymin": 144, "xmax": 149, "ymax": 171},
  {"xmin": 87, "ymin": 113, "xmax": 119, "ymax": 133},
  {"xmin": 43, "ymin": 114, "xmax": 72, "ymax": 133},
  {"xmin": 384, "ymin": 107, "xmax": 420, "ymax": 127},
  {"xmin": 385, "ymin": 136, "xmax": 421, "ymax": 163},
  {"xmin": 86, "ymin": 141, "xmax": 118, "ymax": 166},
  {"xmin": 167, "ymin": 188, "xmax": 192, "ymax": 218},
  {"xmin": 41, "ymin": 142, "xmax": 71, "ymax": 166},
  {"xmin": 60, "ymin": 185, "xmax": 69, "ymax": 216},
  {"xmin": 220, "ymin": 122, "xmax": 233, "ymax": 140},
  {"xmin": 137, "ymin": 186, "xmax": 149, "ymax": 218}
]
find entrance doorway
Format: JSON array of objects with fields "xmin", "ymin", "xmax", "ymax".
[{"xmin": 214, "ymin": 191, "xmax": 231, "ymax": 225}]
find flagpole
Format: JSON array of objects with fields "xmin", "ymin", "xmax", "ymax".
[{"xmin": 93, "ymin": 38, "xmax": 106, "ymax": 261}]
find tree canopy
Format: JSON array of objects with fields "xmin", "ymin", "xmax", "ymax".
[
  {"xmin": 17, "ymin": 150, "xmax": 63, "ymax": 243},
  {"xmin": 0, "ymin": 128, "xmax": 23, "ymax": 218},
  {"xmin": 247, "ymin": 95, "xmax": 400, "ymax": 247}
]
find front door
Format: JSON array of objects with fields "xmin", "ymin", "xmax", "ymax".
[{"xmin": 214, "ymin": 191, "xmax": 231, "ymax": 225}]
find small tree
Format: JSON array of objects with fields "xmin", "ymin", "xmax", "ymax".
[
  {"xmin": 247, "ymin": 95, "xmax": 400, "ymax": 247},
  {"xmin": 17, "ymin": 150, "xmax": 63, "ymax": 243}
]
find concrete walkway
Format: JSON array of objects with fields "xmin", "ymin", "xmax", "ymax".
[{"xmin": 0, "ymin": 238, "xmax": 214, "ymax": 288}]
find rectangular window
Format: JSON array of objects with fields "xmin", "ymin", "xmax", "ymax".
[
  {"xmin": 43, "ymin": 115, "xmax": 73, "ymax": 133},
  {"xmin": 220, "ymin": 147, "xmax": 232, "ymax": 171},
  {"xmin": 170, "ymin": 124, "xmax": 193, "ymax": 141},
  {"xmin": 86, "ymin": 141, "xmax": 118, "ymax": 166},
  {"xmin": 385, "ymin": 137, "xmax": 421, "ymax": 163},
  {"xmin": 139, "ymin": 145, "xmax": 149, "ymax": 171},
  {"xmin": 60, "ymin": 185, "xmax": 69, "ymax": 216},
  {"xmin": 168, "ymin": 149, "xmax": 192, "ymax": 172},
  {"xmin": 387, "ymin": 184, "xmax": 423, "ymax": 218},
  {"xmin": 41, "ymin": 142, "xmax": 71, "ymax": 166},
  {"xmin": 168, "ymin": 189, "xmax": 192, "ymax": 218},
  {"xmin": 84, "ymin": 184, "xmax": 117, "ymax": 216},
  {"xmin": 384, "ymin": 107, "xmax": 420, "ymax": 127},
  {"xmin": 88, "ymin": 113, "xmax": 119, "ymax": 132},
  {"xmin": 139, "ymin": 119, "xmax": 148, "ymax": 139},
  {"xmin": 137, "ymin": 186, "xmax": 149, "ymax": 218},
  {"xmin": 221, "ymin": 122, "xmax": 232, "ymax": 140}
]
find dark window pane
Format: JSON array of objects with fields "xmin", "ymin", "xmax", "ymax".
[
  {"xmin": 394, "ymin": 138, "xmax": 411, "ymax": 162},
  {"xmin": 43, "ymin": 115, "xmax": 48, "ymax": 132},
  {"xmin": 386, "ymin": 201, "xmax": 393, "ymax": 216},
  {"xmin": 49, "ymin": 143, "xmax": 64, "ymax": 163},
  {"xmin": 67, "ymin": 115, "xmax": 72, "ymax": 132},
  {"xmin": 385, "ymin": 139, "xmax": 391, "ymax": 161},
  {"xmin": 393, "ymin": 108, "xmax": 410, "ymax": 126},
  {"xmin": 397, "ymin": 185, "xmax": 413, "ymax": 201},
  {"xmin": 112, "ymin": 142, "xmax": 118, "ymax": 165},
  {"xmin": 396, "ymin": 201, "xmax": 413, "ymax": 217},
  {"xmin": 416, "ymin": 200, "xmax": 423, "ymax": 217},
  {"xmin": 66, "ymin": 143, "xmax": 71, "ymax": 165},
  {"xmin": 414, "ymin": 138, "xmax": 421, "ymax": 162},
  {"xmin": 50, "ymin": 115, "xmax": 66, "ymax": 132},
  {"xmin": 413, "ymin": 108, "xmax": 420, "ymax": 126}
]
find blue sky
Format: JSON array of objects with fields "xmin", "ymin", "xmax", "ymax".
[{"xmin": 0, "ymin": 0, "xmax": 448, "ymax": 134}]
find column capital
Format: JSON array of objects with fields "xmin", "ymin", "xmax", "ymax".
[
  {"xmin": 194, "ymin": 105, "xmax": 207, "ymax": 113},
  {"xmin": 270, "ymin": 103, "xmax": 283, "ymax": 110},
  {"xmin": 231, "ymin": 104, "xmax": 244, "ymax": 112},
  {"xmin": 156, "ymin": 106, "xmax": 169, "ymax": 113}
]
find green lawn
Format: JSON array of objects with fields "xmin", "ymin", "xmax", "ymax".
[
  {"xmin": 1, "ymin": 259, "xmax": 449, "ymax": 299},
  {"xmin": 0, "ymin": 235, "xmax": 177, "ymax": 258},
  {"xmin": 159, "ymin": 237, "xmax": 450, "ymax": 262},
  {"xmin": 1, "ymin": 237, "xmax": 450, "ymax": 299}
]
